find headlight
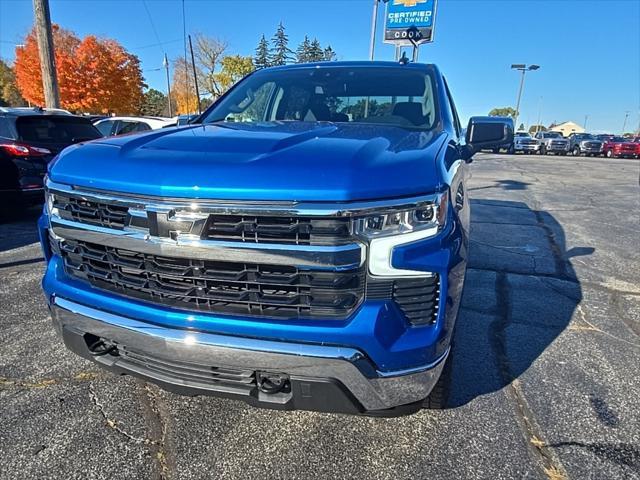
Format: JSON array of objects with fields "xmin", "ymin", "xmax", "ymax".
[
  {"xmin": 355, "ymin": 192, "xmax": 447, "ymax": 239},
  {"xmin": 356, "ymin": 192, "xmax": 448, "ymax": 277},
  {"xmin": 44, "ymin": 189, "xmax": 57, "ymax": 216}
]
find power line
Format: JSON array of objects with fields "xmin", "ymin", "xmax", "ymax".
[
  {"xmin": 141, "ymin": 0, "xmax": 165, "ymax": 54},
  {"xmin": 130, "ymin": 38, "xmax": 182, "ymax": 51}
]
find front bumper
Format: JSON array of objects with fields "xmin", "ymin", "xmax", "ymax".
[
  {"xmin": 514, "ymin": 144, "xmax": 540, "ymax": 152},
  {"xmin": 546, "ymin": 143, "xmax": 570, "ymax": 152},
  {"xmin": 51, "ymin": 296, "xmax": 448, "ymax": 415}
]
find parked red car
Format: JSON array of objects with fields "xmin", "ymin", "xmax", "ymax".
[{"xmin": 602, "ymin": 136, "xmax": 638, "ymax": 158}]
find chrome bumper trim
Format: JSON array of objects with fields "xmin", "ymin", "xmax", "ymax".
[
  {"xmin": 50, "ymin": 297, "xmax": 447, "ymax": 411},
  {"xmin": 50, "ymin": 216, "xmax": 365, "ymax": 270}
]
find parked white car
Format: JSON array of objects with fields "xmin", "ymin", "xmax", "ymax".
[{"xmin": 93, "ymin": 116, "xmax": 175, "ymax": 137}]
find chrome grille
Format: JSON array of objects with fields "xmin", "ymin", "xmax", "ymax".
[
  {"xmin": 204, "ymin": 215, "xmax": 352, "ymax": 245},
  {"xmin": 53, "ymin": 194, "xmax": 128, "ymax": 229}
]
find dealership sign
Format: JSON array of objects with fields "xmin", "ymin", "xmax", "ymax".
[{"xmin": 384, "ymin": 0, "xmax": 438, "ymax": 45}]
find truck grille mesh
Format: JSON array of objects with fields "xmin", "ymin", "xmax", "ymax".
[
  {"xmin": 58, "ymin": 239, "xmax": 364, "ymax": 320},
  {"xmin": 204, "ymin": 215, "xmax": 352, "ymax": 245},
  {"xmin": 54, "ymin": 194, "xmax": 128, "ymax": 229}
]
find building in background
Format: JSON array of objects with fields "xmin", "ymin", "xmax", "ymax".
[{"xmin": 548, "ymin": 121, "xmax": 585, "ymax": 137}]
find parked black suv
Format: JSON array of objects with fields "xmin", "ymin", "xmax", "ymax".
[{"xmin": 0, "ymin": 108, "xmax": 102, "ymax": 209}]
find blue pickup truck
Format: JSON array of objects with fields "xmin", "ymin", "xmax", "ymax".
[{"xmin": 39, "ymin": 61, "xmax": 512, "ymax": 416}]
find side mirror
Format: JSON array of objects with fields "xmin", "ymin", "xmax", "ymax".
[{"xmin": 463, "ymin": 116, "xmax": 514, "ymax": 160}]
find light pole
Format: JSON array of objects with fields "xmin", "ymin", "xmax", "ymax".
[
  {"xmin": 584, "ymin": 114, "xmax": 589, "ymax": 131},
  {"xmin": 535, "ymin": 96, "xmax": 543, "ymax": 134},
  {"xmin": 511, "ymin": 64, "xmax": 539, "ymax": 131},
  {"xmin": 622, "ymin": 111, "xmax": 630, "ymax": 134},
  {"xmin": 369, "ymin": 0, "xmax": 390, "ymax": 61}
]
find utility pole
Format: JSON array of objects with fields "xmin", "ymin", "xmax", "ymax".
[
  {"xmin": 32, "ymin": 0, "xmax": 60, "ymax": 108},
  {"xmin": 163, "ymin": 54, "xmax": 172, "ymax": 117},
  {"xmin": 188, "ymin": 35, "xmax": 201, "ymax": 115},
  {"xmin": 621, "ymin": 111, "xmax": 630, "ymax": 134},
  {"xmin": 584, "ymin": 114, "xmax": 589, "ymax": 131},
  {"xmin": 511, "ymin": 64, "xmax": 540, "ymax": 132},
  {"xmin": 182, "ymin": 0, "xmax": 191, "ymax": 112}
]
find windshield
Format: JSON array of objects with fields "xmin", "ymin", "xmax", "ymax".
[
  {"xmin": 576, "ymin": 134, "xmax": 595, "ymax": 140},
  {"xmin": 544, "ymin": 132, "xmax": 562, "ymax": 138},
  {"xmin": 611, "ymin": 136, "xmax": 626, "ymax": 142},
  {"xmin": 515, "ymin": 132, "xmax": 530, "ymax": 137},
  {"xmin": 202, "ymin": 67, "xmax": 439, "ymax": 130}
]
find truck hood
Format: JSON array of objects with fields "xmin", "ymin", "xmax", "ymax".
[{"xmin": 50, "ymin": 122, "xmax": 446, "ymax": 202}]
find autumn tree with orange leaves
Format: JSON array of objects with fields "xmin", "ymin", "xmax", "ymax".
[{"xmin": 14, "ymin": 25, "xmax": 144, "ymax": 114}]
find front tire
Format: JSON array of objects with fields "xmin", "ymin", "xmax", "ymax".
[
  {"xmin": 573, "ymin": 146, "xmax": 581, "ymax": 157},
  {"xmin": 606, "ymin": 150, "xmax": 613, "ymax": 158}
]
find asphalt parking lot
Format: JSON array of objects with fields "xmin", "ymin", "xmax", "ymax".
[{"xmin": 1, "ymin": 153, "xmax": 638, "ymax": 480}]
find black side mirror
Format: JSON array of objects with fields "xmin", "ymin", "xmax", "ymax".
[{"xmin": 463, "ymin": 116, "xmax": 514, "ymax": 160}]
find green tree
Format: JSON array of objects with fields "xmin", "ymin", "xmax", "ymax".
[
  {"xmin": 324, "ymin": 45, "xmax": 336, "ymax": 61},
  {"xmin": 270, "ymin": 22, "xmax": 293, "ymax": 66},
  {"xmin": 308, "ymin": 39, "xmax": 324, "ymax": 62},
  {"xmin": 140, "ymin": 88, "xmax": 167, "ymax": 116},
  {"xmin": 528, "ymin": 124, "xmax": 546, "ymax": 134},
  {"xmin": 254, "ymin": 34, "xmax": 270, "ymax": 69},
  {"xmin": 0, "ymin": 59, "xmax": 26, "ymax": 107},
  {"xmin": 489, "ymin": 107, "xmax": 517, "ymax": 118},
  {"xmin": 295, "ymin": 36, "xmax": 311, "ymax": 63}
]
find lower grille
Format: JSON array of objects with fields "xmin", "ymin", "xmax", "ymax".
[
  {"xmin": 58, "ymin": 239, "xmax": 364, "ymax": 320},
  {"xmin": 367, "ymin": 275, "xmax": 440, "ymax": 325},
  {"xmin": 118, "ymin": 347, "xmax": 256, "ymax": 391}
]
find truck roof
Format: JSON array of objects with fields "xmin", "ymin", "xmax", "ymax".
[{"xmin": 262, "ymin": 60, "xmax": 436, "ymax": 72}]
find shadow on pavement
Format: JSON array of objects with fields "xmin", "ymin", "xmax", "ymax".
[
  {"xmin": 0, "ymin": 206, "xmax": 42, "ymax": 253},
  {"xmin": 449, "ymin": 199, "xmax": 593, "ymax": 408}
]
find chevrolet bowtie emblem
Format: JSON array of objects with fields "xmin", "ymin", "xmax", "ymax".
[
  {"xmin": 146, "ymin": 208, "xmax": 208, "ymax": 240},
  {"xmin": 393, "ymin": 0, "xmax": 427, "ymax": 7}
]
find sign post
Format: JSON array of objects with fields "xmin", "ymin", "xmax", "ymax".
[{"xmin": 384, "ymin": 0, "xmax": 438, "ymax": 59}]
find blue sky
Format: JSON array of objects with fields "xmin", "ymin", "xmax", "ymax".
[{"xmin": 1, "ymin": 0, "xmax": 638, "ymax": 133}]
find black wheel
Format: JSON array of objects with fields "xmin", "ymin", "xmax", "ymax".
[
  {"xmin": 540, "ymin": 145, "xmax": 547, "ymax": 155},
  {"xmin": 422, "ymin": 349, "xmax": 453, "ymax": 410},
  {"xmin": 573, "ymin": 146, "xmax": 581, "ymax": 157},
  {"xmin": 606, "ymin": 150, "xmax": 613, "ymax": 158},
  {"xmin": 492, "ymin": 148, "xmax": 500, "ymax": 154},
  {"xmin": 508, "ymin": 145, "xmax": 515, "ymax": 154}
]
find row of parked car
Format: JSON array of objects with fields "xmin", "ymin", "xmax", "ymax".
[
  {"xmin": 499, "ymin": 131, "xmax": 640, "ymax": 158},
  {"xmin": 0, "ymin": 107, "xmax": 198, "ymax": 212}
]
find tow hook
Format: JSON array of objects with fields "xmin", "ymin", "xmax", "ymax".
[
  {"xmin": 256, "ymin": 372, "xmax": 290, "ymax": 394},
  {"xmin": 87, "ymin": 338, "xmax": 118, "ymax": 357}
]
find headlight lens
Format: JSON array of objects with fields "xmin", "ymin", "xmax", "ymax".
[
  {"xmin": 355, "ymin": 192, "xmax": 447, "ymax": 239},
  {"xmin": 44, "ymin": 189, "xmax": 57, "ymax": 216},
  {"xmin": 357, "ymin": 192, "xmax": 449, "ymax": 277}
]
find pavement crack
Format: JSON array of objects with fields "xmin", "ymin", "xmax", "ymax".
[
  {"xmin": 88, "ymin": 382, "xmax": 154, "ymax": 445},
  {"xmin": 491, "ymin": 271, "xmax": 569, "ymax": 480},
  {"xmin": 138, "ymin": 382, "xmax": 172, "ymax": 480}
]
